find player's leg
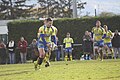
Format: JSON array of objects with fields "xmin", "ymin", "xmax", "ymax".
[
  {"xmin": 104, "ymin": 44, "xmax": 108, "ymax": 58},
  {"xmin": 99, "ymin": 40, "xmax": 104, "ymax": 61},
  {"xmin": 44, "ymin": 52, "xmax": 50, "ymax": 67},
  {"xmin": 34, "ymin": 42, "xmax": 45, "ymax": 70},
  {"xmin": 108, "ymin": 43, "xmax": 114, "ymax": 59},
  {"xmin": 44, "ymin": 43, "xmax": 51, "ymax": 67},
  {"xmin": 37, "ymin": 48, "xmax": 45, "ymax": 69},
  {"xmin": 64, "ymin": 48, "xmax": 68, "ymax": 61},
  {"xmin": 94, "ymin": 42, "xmax": 99, "ymax": 60},
  {"xmin": 94, "ymin": 48, "xmax": 99, "ymax": 60},
  {"xmin": 69, "ymin": 48, "xmax": 73, "ymax": 61}
]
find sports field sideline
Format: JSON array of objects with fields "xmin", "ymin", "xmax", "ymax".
[{"xmin": 0, "ymin": 59, "xmax": 120, "ymax": 80}]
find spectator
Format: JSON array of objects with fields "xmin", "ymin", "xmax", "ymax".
[
  {"xmin": 29, "ymin": 39, "xmax": 38, "ymax": 62},
  {"xmin": 0, "ymin": 40, "xmax": 6, "ymax": 64},
  {"xmin": 82, "ymin": 31, "xmax": 93, "ymax": 60},
  {"xmin": 56, "ymin": 37, "xmax": 61, "ymax": 61},
  {"xmin": 7, "ymin": 39, "xmax": 16, "ymax": 64},
  {"xmin": 18, "ymin": 37, "xmax": 28, "ymax": 63},
  {"xmin": 112, "ymin": 30, "xmax": 120, "ymax": 59}
]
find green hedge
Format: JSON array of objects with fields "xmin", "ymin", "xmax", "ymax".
[
  {"xmin": 7, "ymin": 16, "xmax": 120, "ymax": 60},
  {"xmin": 8, "ymin": 16, "xmax": 120, "ymax": 44}
]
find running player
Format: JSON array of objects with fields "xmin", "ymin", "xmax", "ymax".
[
  {"xmin": 34, "ymin": 18, "xmax": 54, "ymax": 70},
  {"xmin": 103, "ymin": 25, "xmax": 113, "ymax": 59},
  {"xmin": 44, "ymin": 20, "xmax": 58, "ymax": 66},
  {"xmin": 63, "ymin": 32, "xmax": 74, "ymax": 61},
  {"xmin": 92, "ymin": 20, "xmax": 106, "ymax": 61}
]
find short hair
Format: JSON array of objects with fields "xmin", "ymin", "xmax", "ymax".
[
  {"xmin": 67, "ymin": 32, "xmax": 70, "ymax": 35},
  {"xmin": 46, "ymin": 17, "xmax": 53, "ymax": 22}
]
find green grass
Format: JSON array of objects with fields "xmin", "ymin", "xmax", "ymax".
[{"xmin": 0, "ymin": 59, "xmax": 120, "ymax": 80}]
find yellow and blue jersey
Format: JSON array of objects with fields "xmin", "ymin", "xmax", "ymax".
[
  {"xmin": 51, "ymin": 26, "xmax": 58, "ymax": 36},
  {"xmin": 38, "ymin": 25, "xmax": 53, "ymax": 43},
  {"xmin": 92, "ymin": 27, "xmax": 105, "ymax": 41},
  {"xmin": 51, "ymin": 26, "xmax": 58, "ymax": 44},
  {"xmin": 104, "ymin": 30, "xmax": 113, "ymax": 43},
  {"xmin": 63, "ymin": 38, "xmax": 74, "ymax": 48}
]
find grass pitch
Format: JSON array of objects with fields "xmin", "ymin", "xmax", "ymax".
[{"xmin": 0, "ymin": 59, "xmax": 120, "ymax": 80}]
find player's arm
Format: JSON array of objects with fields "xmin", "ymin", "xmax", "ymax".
[
  {"xmin": 63, "ymin": 38, "xmax": 66, "ymax": 48},
  {"xmin": 102, "ymin": 28, "xmax": 106, "ymax": 39},
  {"xmin": 91, "ymin": 27, "xmax": 94, "ymax": 38},
  {"xmin": 71, "ymin": 38, "xmax": 74, "ymax": 48},
  {"xmin": 51, "ymin": 27, "xmax": 58, "ymax": 45},
  {"xmin": 109, "ymin": 30, "xmax": 113, "ymax": 38}
]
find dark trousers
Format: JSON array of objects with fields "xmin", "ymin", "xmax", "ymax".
[{"xmin": 0, "ymin": 48, "xmax": 7, "ymax": 64}]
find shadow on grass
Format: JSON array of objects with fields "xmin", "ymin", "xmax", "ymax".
[
  {"xmin": 102, "ymin": 76, "xmax": 120, "ymax": 79},
  {"xmin": 0, "ymin": 70, "xmax": 32, "ymax": 77}
]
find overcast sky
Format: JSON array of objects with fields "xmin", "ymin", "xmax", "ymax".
[
  {"xmin": 81, "ymin": 0, "xmax": 120, "ymax": 16},
  {"xmin": 1, "ymin": 0, "xmax": 119, "ymax": 16}
]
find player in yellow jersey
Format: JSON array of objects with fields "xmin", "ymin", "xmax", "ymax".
[
  {"xmin": 103, "ymin": 25, "xmax": 113, "ymax": 58},
  {"xmin": 91, "ymin": 20, "xmax": 106, "ymax": 61},
  {"xmin": 34, "ymin": 18, "xmax": 54, "ymax": 70},
  {"xmin": 43, "ymin": 19, "xmax": 58, "ymax": 66},
  {"xmin": 63, "ymin": 32, "xmax": 74, "ymax": 61}
]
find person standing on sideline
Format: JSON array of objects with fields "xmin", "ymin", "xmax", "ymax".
[
  {"xmin": 112, "ymin": 30, "xmax": 120, "ymax": 59},
  {"xmin": 0, "ymin": 40, "xmax": 6, "ymax": 64},
  {"xmin": 63, "ymin": 32, "xmax": 74, "ymax": 61},
  {"xmin": 18, "ymin": 37, "xmax": 28, "ymax": 63},
  {"xmin": 29, "ymin": 39, "xmax": 38, "ymax": 62},
  {"xmin": 7, "ymin": 39, "xmax": 16, "ymax": 64},
  {"xmin": 83, "ymin": 31, "xmax": 93, "ymax": 60}
]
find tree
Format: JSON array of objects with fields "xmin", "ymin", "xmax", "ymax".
[
  {"xmin": 99, "ymin": 12, "xmax": 116, "ymax": 17},
  {"xmin": 0, "ymin": 0, "xmax": 33, "ymax": 19},
  {"xmin": 37, "ymin": 0, "xmax": 73, "ymax": 18},
  {"xmin": 37, "ymin": 0, "xmax": 87, "ymax": 18}
]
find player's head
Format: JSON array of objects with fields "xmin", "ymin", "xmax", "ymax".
[
  {"xmin": 103, "ymin": 25, "xmax": 108, "ymax": 31},
  {"xmin": 66, "ymin": 32, "xmax": 70, "ymax": 38},
  {"xmin": 32, "ymin": 39, "xmax": 37, "ymax": 43},
  {"xmin": 115, "ymin": 30, "xmax": 119, "ymax": 35},
  {"xmin": 85, "ymin": 31, "xmax": 89, "ymax": 35},
  {"xmin": 45, "ymin": 18, "xmax": 53, "ymax": 28},
  {"xmin": 96, "ymin": 20, "xmax": 101, "ymax": 27},
  {"xmin": 20, "ymin": 37, "xmax": 24, "ymax": 42}
]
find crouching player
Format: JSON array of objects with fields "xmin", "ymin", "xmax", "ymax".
[
  {"xmin": 92, "ymin": 20, "xmax": 106, "ymax": 61},
  {"xmin": 63, "ymin": 32, "xmax": 74, "ymax": 61},
  {"xmin": 34, "ymin": 18, "xmax": 54, "ymax": 70},
  {"xmin": 103, "ymin": 25, "xmax": 113, "ymax": 59}
]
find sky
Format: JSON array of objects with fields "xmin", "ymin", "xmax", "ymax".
[
  {"xmin": 81, "ymin": 0, "xmax": 120, "ymax": 16},
  {"xmin": 1, "ymin": 0, "xmax": 119, "ymax": 16},
  {"xmin": 26, "ymin": 0, "xmax": 120, "ymax": 16}
]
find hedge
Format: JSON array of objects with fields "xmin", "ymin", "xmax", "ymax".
[
  {"xmin": 7, "ymin": 16, "xmax": 120, "ymax": 44},
  {"xmin": 7, "ymin": 16, "xmax": 120, "ymax": 60}
]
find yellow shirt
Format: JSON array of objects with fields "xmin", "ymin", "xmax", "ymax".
[
  {"xmin": 104, "ymin": 30, "xmax": 113, "ymax": 43},
  {"xmin": 38, "ymin": 26, "xmax": 53, "ymax": 43},
  {"xmin": 63, "ymin": 38, "xmax": 74, "ymax": 48},
  {"xmin": 92, "ymin": 27, "xmax": 105, "ymax": 41},
  {"xmin": 51, "ymin": 26, "xmax": 58, "ymax": 36}
]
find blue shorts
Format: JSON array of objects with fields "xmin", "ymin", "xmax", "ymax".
[
  {"xmin": 94, "ymin": 40, "xmax": 104, "ymax": 47},
  {"xmin": 105, "ymin": 43, "xmax": 112, "ymax": 48},
  {"xmin": 65, "ymin": 48, "xmax": 72, "ymax": 53},
  {"xmin": 37, "ymin": 41, "xmax": 48, "ymax": 52}
]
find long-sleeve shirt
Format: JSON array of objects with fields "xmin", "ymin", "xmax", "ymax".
[{"xmin": 18, "ymin": 40, "xmax": 28, "ymax": 53}]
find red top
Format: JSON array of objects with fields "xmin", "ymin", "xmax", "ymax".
[
  {"xmin": 0, "ymin": 42, "xmax": 6, "ymax": 48},
  {"xmin": 18, "ymin": 40, "xmax": 28, "ymax": 53}
]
